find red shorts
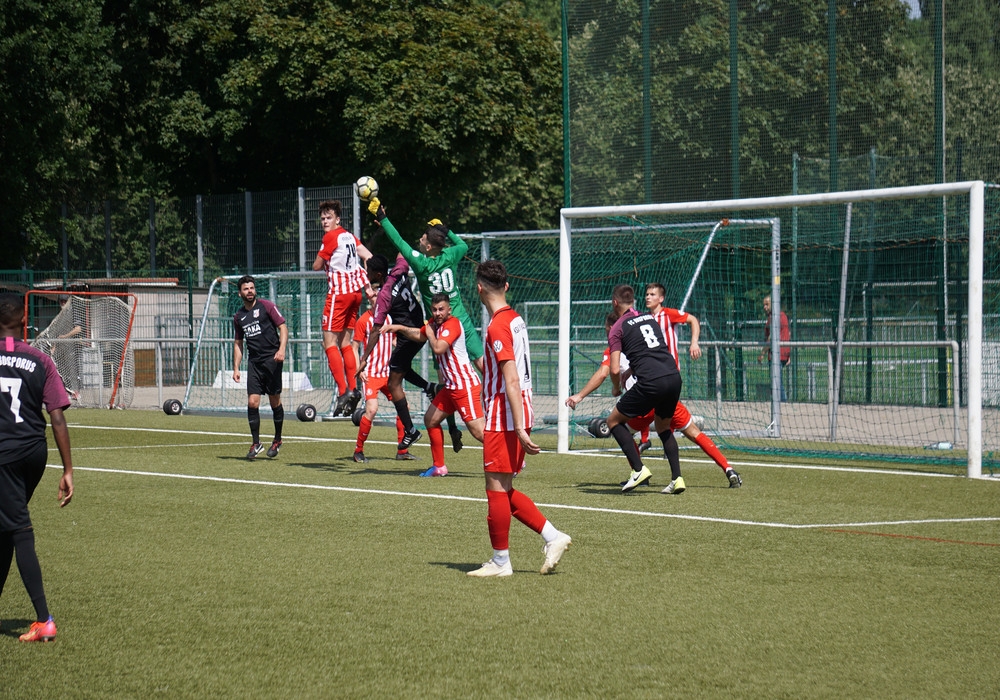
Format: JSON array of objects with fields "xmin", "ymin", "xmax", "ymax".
[
  {"xmin": 321, "ymin": 291, "xmax": 362, "ymax": 333},
  {"xmin": 625, "ymin": 401, "xmax": 692, "ymax": 433},
  {"xmin": 432, "ymin": 384, "xmax": 483, "ymax": 423},
  {"xmin": 670, "ymin": 401, "xmax": 693, "ymax": 432},
  {"xmin": 364, "ymin": 376, "xmax": 392, "ymax": 401},
  {"xmin": 627, "ymin": 410, "xmax": 654, "ymax": 433},
  {"xmin": 483, "ymin": 429, "xmax": 528, "ymax": 475}
]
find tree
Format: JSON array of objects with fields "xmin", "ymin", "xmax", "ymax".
[
  {"xmin": 0, "ymin": 0, "xmax": 118, "ymax": 267},
  {"xmin": 125, "ymin": 0, "xmax": 564, "ymax": 239}
]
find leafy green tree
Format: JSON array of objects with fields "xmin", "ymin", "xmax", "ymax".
[
  {"xmin": 567, "ymin": 0, "xmax": 918, "ymax": 205},
  {"xmin": 126, "ymin": 0, "xmax": 564, "ymax": 240},
  {"xmin": 0, "ymin": 0, "xmax": 118, "ymax": 267}
]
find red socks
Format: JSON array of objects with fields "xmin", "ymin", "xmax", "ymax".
[
  {"xmin": 355, "ymin": 415, "xmax": 372, "ymax": 452},
  {"xmin": 694, "ymin": 432, "xmax": 730, "ymax": 470},
  {"xmin": 325, "ymin": 346, "xmax": 347, "ymax": 394},
  {"xmin": 429, "ymin": 426, "xmax": 445, "ymax": 466},
  {"xmin": 486, "ymin": 490, "xmax": 511, "ymax": 550},
  {"xmin": 508, "ymin": 489, "xmax": 546, "ymax": 534},
  {"xmin": 343, "ymin": 346, "xmax": 358, "ymax": 391}
]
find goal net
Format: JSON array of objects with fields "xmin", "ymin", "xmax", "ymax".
[
  {"xmin": 555, "ymin": 181, "xmax": 994, "ymax": 478},
  {"xmin": 27, "ymin": 291, "xmax": 138, "ymax": 409}
]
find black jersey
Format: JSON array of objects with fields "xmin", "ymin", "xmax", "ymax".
[
  {"xmin": 234, "ymin": 299, "xmax": 286, "ymax": 362},
  {"xmin": 608, "ymin": 308, "xmax": 679, "ymax": 383},
  {"xmin": 373, "ymin": 258, "xmax": 423, "ymax": 329},
  {"xmin": 0, "ymin": 336, "xmax": 70, "ymax": 463}
]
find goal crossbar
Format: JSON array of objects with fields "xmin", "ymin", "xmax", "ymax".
[{"xmin": 557, "ymin": 181, "xmax": 986, "ymax": 478}]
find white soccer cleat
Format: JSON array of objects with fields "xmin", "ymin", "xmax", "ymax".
[
  {"xmin": 540, "ymin": 533, "xmax": 572, "ymax": 574},
  {"xmin": 621, "ymin": 465, "xmax": 653, "ymax": 492},
  {"xmin": 467, "ymin": 559, "xmax": 513, "ymax": 578}
]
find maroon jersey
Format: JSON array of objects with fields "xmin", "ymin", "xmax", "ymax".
[
  {"xmin": 234, "ymin": 299, "xmax": 286, "ymax": 362},
  {"xmin": 0, "ymin": 336, "xmax": 70, "ymax": 462},
  {"xmin": 608, "ymin": 308, "xmax": 679, "ymax": 383}
]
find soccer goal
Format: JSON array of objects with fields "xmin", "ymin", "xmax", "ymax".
[
  {"xmin": 556, "ymin": 181, "xmax": 992, "ymax": 478},
  {"xmin": 27, "ymin": 291, "xmax": 138, "ymax": 409}
]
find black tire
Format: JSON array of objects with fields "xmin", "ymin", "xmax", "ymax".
[
  {"xmin": 352, "ymin": 406, "xmax": 364, "ymax": 426},
  {"xmin": 162, "ymin": 399, "xmax": 182, "ymax": 416},
  {"xmin": 589, "ymin": 417, "xmax": 611, "ymax": 438},
  {"xmin": 296, "ymin": 404, "xmax": 317, "ymax": 422}
]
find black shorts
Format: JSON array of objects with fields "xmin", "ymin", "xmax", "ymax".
[
  {"xmin": 615, "ymin": 374, "xmax": 682, "ymax": 422},
  {"xmin": 0, "ymin": 441, "xmax": 48, "ymax": 532},
  {"xmin": 389, "ymin": 335, "xmax": 426, "ymax": 375},
  {"xmin": 248, "ymin": 358, "xmax": 283, "ymax": 397}
]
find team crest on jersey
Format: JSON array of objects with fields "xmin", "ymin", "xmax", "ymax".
[
  {"xmin": 253, "ymin": 309, "xmax": 259, "ymax": 318},
  {"xmin": 493, "ymin": 339, "xmax": 503, "ymax": 352},
  {"xmin": 442, "ymin": 329, "xmax": 450, "ymax": 338}
]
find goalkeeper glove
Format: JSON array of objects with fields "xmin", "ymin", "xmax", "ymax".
[{"xmin": 368, "ymin": 197, "xmax": 386, "ymax": 221}]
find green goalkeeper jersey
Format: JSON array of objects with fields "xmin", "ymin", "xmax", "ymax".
[{"xmin": 381, "ymin": 216, "xmax": 483, "ymax": 360}]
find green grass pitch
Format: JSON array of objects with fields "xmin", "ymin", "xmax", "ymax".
[{"xmin": 3, "ymin": 409, "xmax": 999, "ymax": 698}]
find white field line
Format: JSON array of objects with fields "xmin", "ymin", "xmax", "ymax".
[
  {"xmin": 50, "ymin": 422, "xmax": 1000, "ymax": 531},
  {"xmin": 66, "ymin": 424, "xmax": 987, "ymax": 479},
  {"xmin": 49, "ymin": 464, "xmax": 1000, "ymax": 530}
]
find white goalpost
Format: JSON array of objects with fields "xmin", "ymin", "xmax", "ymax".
[{"xmin": 557, "ymin": 181, "xmax": 987, "ymax": 478}]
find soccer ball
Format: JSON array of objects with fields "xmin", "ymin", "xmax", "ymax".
[{"xmin": 355, "ymin": 176, "xmax": 379, "ymax": 202}]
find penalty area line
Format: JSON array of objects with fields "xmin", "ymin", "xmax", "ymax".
[{"xmin": 47, "ymin": 464, "xmax": 1000, "ymax": 531}]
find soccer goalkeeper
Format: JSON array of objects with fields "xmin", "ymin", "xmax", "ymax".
[{"xmin": 368, "ymin": 197, "xmax": 483, "ymax": 451}]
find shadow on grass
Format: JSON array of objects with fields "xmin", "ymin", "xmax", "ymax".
[
  {"xmin": 430, "ymin": 561, "xmax": 488, "ymax": 574},
  {"xmin": 0, "ymin": 619, "xmax": 34, "ymax": 638},
  {"xmin": 292, "ymin": 459, "xmax": 479, "ymax": 480}
]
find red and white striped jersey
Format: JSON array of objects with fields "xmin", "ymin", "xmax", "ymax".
[
  {"xmin": 482, "ymin": 306, "xmax": 533, "ymax": 431},
  {"xmin": 426, "ymin": 316, "xmax": 480, "ymax": 391},
  {"xmin": 318, "ymin": 226, "xmax": 368, "ymax": 295},
  {"xmin": 353, "ymin": 310, "xmax": 393, "ymax": 378},
  {"xmin": 653, "ymin": 307, "xmax": 689, "ymax": 363}
]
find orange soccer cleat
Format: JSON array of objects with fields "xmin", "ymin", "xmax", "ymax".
[{"xmin": 19, "ymin": 617, "xmax": 57, "ymax": 642}]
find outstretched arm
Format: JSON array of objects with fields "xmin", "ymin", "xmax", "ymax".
[{"xmin": 566, "ymin": 364, "xmax": 610, "ymax": 408}]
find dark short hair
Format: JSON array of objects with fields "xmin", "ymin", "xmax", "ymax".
[
  {"xmin": 645, "ymin": 282, "xmax": 665, "ymax": 297},
  {"xmin": 605, "ymin": 312, "xmax": 618, "ymax": 331},
  {"xmin": 430, "ymin": 292, "xmax": 450, "ymax": 306},
  {"xmin": 237, "ymin": 275, "xmax": 255, "ymax": 289},
  {"xmin": 424, "ymin": 220, "xmax": 449, "ymax": 249},
  {"xmin": 475, "ymin": 259, "xmax": 507, "ymax": 291},
  {"xmin": 366, "ymin": 254, "xmax": 389, "ymax": 278},
  {"xmin": 612, "ymin": 284, "xmax": 634, "ymax": 307},
  {"xmin": 319, "ymin": 200, "xmax": 342, "ymax": 218},
  {"xmin": 0, "ymin": 292, "xmax": 24, "ymax": 327}
]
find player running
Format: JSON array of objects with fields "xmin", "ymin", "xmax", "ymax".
[
  {"xmin": 312, "ymin": 199, "xmax": 371, "ymax": 417},
  {"xmin": 0, "ymin": 292, "xmax": 74, "ymax": 642},
  {"xmin": 606, "ymin": 284, "xmax": 686, "ymax": 494},
  {"xmin": 387, "ymin": 293, "xmax": 485, "ymax": 477},
  {"xmin": 232, "ymin": 275, "xmax": 288, "ymax": 460},
  {"xmin": 466, "ymin": 260, "xmax": 571, "ymax": 577}
]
